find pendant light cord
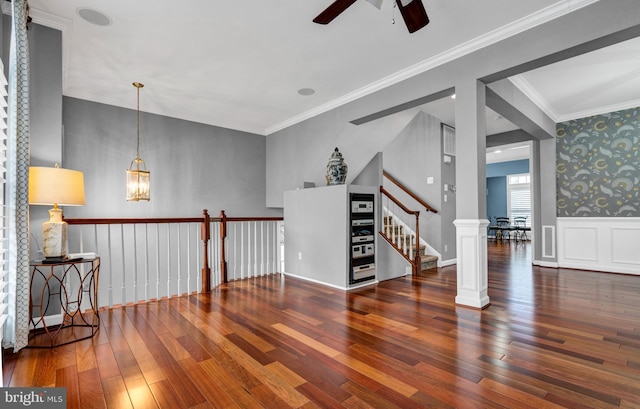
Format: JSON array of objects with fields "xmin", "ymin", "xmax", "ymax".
[{"xmin": 133, "ymin": 82, "xmax": 144, "ymax": 160}]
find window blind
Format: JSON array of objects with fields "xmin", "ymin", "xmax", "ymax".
[
  {"xmin": 508, "ymin": 173, "xmax": 531, "ymax": 227},
  {"xmin": 510, "ymin": 188, "xmax": 531, "ymax": 225},
  {"xmin": 442, "ymin": 124, "xmax": 456, "ymax": 156},
  {"xmin": 0, "ymin": 60, "xmax": 8, "ymax": 360}
]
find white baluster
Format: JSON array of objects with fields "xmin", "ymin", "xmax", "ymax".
[
  {"xmin": 133, "ymin": 225, "xmax": 138, "ymax": 303},
  {"xmin": 144, "ymin": 224, "xmax": 149, "ymax": 301}
]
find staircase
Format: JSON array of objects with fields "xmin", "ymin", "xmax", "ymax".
[{"xmin": 383, "ymin": 216, "xmax": 438, "ymax": 273}]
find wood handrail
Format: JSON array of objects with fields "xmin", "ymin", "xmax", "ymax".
[
  {"xmin": 226, "ymin": 217, "xmax": 284, "ymax": 222},
  {"xmin": 64, "ymin": 216, "xmax": 284, "ymax": 225},
  {"xmin": 63, "ymin": 210, "xmax": 284, "ymax": 291},
  {"xmin": 383, "ymin": 170, "xmax": 438, "ymax": 213},
  {"xmin": 380, "ymin": 186, "xmax": 419, "ymax": 216},
  {"xmin": 64, "ymin": 217, "xmax": 213, "ymax": 225}
]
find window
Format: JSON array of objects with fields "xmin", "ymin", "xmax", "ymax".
[
  {"xmin": 442, "ymin": 124, "xmax": 455, "ymax": 156},
  {"xmin": 507, "ymin": 173, "xmax": 531, "ymax": 227}
]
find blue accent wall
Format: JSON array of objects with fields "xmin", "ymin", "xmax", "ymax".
[
  {"xmin": 486, "ymin": 159, "xmax": 530, "ymax": 222},
  {"xmin": 486, "ymin": 159, "xmax": 529, "ymax": 177},
  {"xmin": 487, "ymin": 176, "xmax": 507, "ymax": 220}
]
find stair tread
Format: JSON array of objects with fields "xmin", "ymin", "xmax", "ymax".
[{"xmin": 420, "ymin": 255, "xmax": 438, "ymax": 262}]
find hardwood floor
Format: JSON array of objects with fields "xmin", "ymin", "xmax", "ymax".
[{"xmin": 4, "ymin": 241, "xmax": 640, "ymax": 408}]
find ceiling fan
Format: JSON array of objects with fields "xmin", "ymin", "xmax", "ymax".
[{"xmin": 313, "ymin": 0, "xmax": 429, "ymax": 33}]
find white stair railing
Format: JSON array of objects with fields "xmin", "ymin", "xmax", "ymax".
[
  {"xmin": 65, "ymin": 211, "xmax": 284, "ymax": 310},
  {"xmin": 379, "ymin": 186, "xmax": 421, "ymax": 274},
  {"xmin": 224, "ymin": 219, "xmax": 283, "ymax": 282},
  {"xmin": 382, "ymin": 203, "xmax": 416, "ymax": 261},
  {"xmin": 68, "ymin": 221, "xmax": 207, "ymax": 309}
]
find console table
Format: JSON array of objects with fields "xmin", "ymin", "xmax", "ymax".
[{"xmin": 28, "ymin": 257, "xmax": 100, "ymax": 348}]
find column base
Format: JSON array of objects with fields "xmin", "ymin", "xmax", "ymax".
[{"xmin": 453, "ymin": 219, "xmax": 490, "ymax": 309}]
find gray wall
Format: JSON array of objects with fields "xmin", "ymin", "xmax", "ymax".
[
  {"xmin": 2, "ymin": 18, "xmax": 62, "ymax": 166},
  {"xmin": 29, "ymin": 24, "xmax": 63, "ymax": 166},
  {"xmin": 382, "ymin": 111, "xmax": 451, "ymax": 255},
  {"xmin": 62, "ymin": 97, "xmax": 279, "ymax": 219},
  {"xmin": 266, "ymin": 108, "xmax": 420, "ymax": 207},
  {"xmin": 532, "ymin": 138, "xmax": 558, "ymax": 263},
  {"xmin": 439, "ymin": 127, "xmax": 457, "ymax": 262}
]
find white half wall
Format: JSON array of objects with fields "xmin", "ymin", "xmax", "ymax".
[{"xmin": 557, "ymin": 217, "xmax": 640, "ymax": 276}]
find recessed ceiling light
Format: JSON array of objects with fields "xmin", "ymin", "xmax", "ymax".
[
  {"xmin": 494, "ymin": 150, "xmax": 502, "ymax": 153},
  {"xmin": 77, "ymin": 8, "xmax": 112, "ymax": 26},
  {"xmin": 298, "ymin": 88, "xmax": 315, "ymax": 96}
]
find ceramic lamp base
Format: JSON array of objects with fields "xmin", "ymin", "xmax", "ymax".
[{"xmin": 42, "ymin": 208, "xmax": 68, "ymax": 259}]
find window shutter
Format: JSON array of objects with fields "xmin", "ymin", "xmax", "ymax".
[
  {"xmin": 509, "ymin": 188, "xmax": 531, "ymax": 226},
  {"xmin": 507, "ymin": 173, "xmax": 531, "ymax": 227},
  {"xmin": 442, "ymin": 124, "xmax": 456, "ymax": 156}
]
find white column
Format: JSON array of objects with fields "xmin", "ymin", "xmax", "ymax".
[
  {"xmin": 454, "ymin": 78, "xmax": 490, "ymax": 309},
  {"xmin": 453, "ymin": 219, "xmax": 490, "ymax": 308}
]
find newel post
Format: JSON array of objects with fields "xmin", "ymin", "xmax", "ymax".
[
  {"xmin": 201, "ymin": 209, "xmax": 211, "ymax": 292},
  {"xmin": 413, "ymin": 211, "xmax": 421, "ymax": 275},
  {"xmin": 219, "ymin": 210, "xmax": 228, "ymax": 283}
]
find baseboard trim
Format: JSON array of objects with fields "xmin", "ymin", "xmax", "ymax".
[
  {"xmin": 441, "ymin": 258, "xmax": 457, "ymax": 267},
  {"xmin": 533, "ymin": 259, "xmax": 559, "ymax": 268},
  {"xmin": 282, "ymin": 272, "xmax": 378, "ymax": 290}
]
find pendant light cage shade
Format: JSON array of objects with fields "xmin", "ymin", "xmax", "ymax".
[
  {"xmin": 126, "ymin": 157, "xmax": 150, "ymax": 201},
  {"xmin": 126, "ymin": 81, "xmax": 150, "ymax": 201}
]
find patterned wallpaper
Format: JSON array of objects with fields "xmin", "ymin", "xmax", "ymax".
[{"xmin": 556, "ymin": 107, "xmax": 640, "ymax": 217}]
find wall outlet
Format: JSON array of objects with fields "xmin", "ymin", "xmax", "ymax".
[
  {"xmin": 427, "ymin": 177, "xmax": 434, "ymax": 184},
  {"xmin": 444, "ymin": 244, "xmax": 448, "ymax": 252},
  {"xmin": 444, "ymin": 194, "xmax": 448, "ymax": 202},
  {"xmin": 298, "ymin": 252, "xmax": 302, "ymax": 260}
]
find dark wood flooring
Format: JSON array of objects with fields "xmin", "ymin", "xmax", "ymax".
[{"xmin": 3, "ymin": 241, "xmax": 640, "ymax": 408}]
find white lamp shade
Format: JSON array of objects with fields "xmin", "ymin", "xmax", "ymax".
[{"xmin": 29, "ymin": 166, "xmax": 86, "ymax": 206}]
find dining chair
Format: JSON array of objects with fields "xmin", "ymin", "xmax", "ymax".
[
  {"xmin": 513, "ymin": 216, "xmax": 528, "ymax": 242},
  {"xmin": 495, "ymin": 217, "xmax": 511, "ymax": 240}
]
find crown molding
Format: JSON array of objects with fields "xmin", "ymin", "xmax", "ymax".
[
  {"xmin": 508, "ymin": 75, "xmax": 560, "ymax": 121},
  {"xmin": 266, "ymin": 0, "xmax": 599, "ymax": 135},
  {"xmin": 511, "ymin": 74, "xmax": 640, "ymax": 123},
  {"xmin": 555, "ymin": 99, "xmax": 640, "ymax": 122}
]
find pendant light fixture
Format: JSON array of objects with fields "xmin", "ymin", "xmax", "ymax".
[{"xmin": 126, "ymin": 82, "xmax": 150, "ymax": 201}]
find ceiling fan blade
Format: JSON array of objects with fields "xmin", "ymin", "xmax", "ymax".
[
  {"xmin": 313, "ymin": 0, "xmax": 358, "ymax": 24},
  {"xmin": 395, "ymin": 0, "xmax": 429, "ymax": 33}
]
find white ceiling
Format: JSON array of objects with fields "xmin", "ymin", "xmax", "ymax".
[{"xmin": 17, "ymin": 0, "xmax": 640, "ymax": 136}]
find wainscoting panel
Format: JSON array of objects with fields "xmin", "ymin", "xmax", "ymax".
[
  {"xmin": 611, "ymin": 227, "xmax": 640, "ymax": 265},
  {"xmin": 562, "ymin": 226, "xmax": 598, "ymax": 261},
  {"xmin": 557, "ymin": 217, "xmax": 640, "ymax": 275}
]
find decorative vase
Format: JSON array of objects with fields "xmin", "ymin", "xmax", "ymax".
[{"xmin": 326, "ymin": 147, "xmax": 348, "ymax": 185}]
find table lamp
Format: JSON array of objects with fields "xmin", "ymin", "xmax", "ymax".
[{"xmin": 28, "ymin": 164, "xmax": 85, "ymax": 261}]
